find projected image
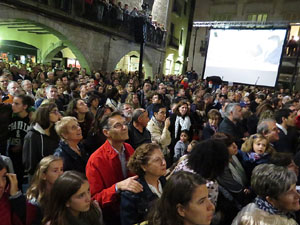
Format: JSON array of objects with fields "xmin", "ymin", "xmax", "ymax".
[{"xmin": 203, "ymin": 29, "xmax": 287, "ymax": 87}]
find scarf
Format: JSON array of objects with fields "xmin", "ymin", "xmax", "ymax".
[
  {"xmin": 248, "ymin": 152, "xmax": 268, "ymax": 161},
  {"xmin": 255, "ymin": 197, "xmax": 295, "ymax": 219},
  {"xmin": 229, "ymin": 155, "xmax": 248, "ymax": 186},
  {"xmin": 210, "ymin": 124, "xmax": 218, "ymax": 133},
  {"xmin": 151, "ymin": 116, "xmax": 164, "ymax": 130},
  {"xmin": 175, "ymin": 115, "xmax": 191, "ymax": 139}
]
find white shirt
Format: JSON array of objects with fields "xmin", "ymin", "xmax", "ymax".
[{"xmin": 276, "ymin": 123, "xmax": 287, "ymax": 135}]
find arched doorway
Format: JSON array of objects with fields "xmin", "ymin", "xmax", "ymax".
[
  {"xmin": 0, "ymin": 18, "xmax": 90, "ymax": 73},
  {"xmin": 115, "ymin": 51, "xmax": 153, "ymax": 79},
  {"xmin": 0, "ymin": 40, "xmax": 37, "ymax": 63}
]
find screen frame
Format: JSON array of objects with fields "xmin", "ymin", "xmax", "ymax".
[{"xmin": 202, "ymin": 27, "xmax": 289, "ymax": 88}]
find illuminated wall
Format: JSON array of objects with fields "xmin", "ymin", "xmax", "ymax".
[
  {"xmin": 0, "ymin": 26, "xmax": 59, "ymax": 62},
  {"xmin": 163, "ymin": 0, "xmax": 193, "ymax": 75}
]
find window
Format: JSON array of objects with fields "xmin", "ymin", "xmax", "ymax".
[
  {"xmin": 130, "ymin": 55, "xmax": 139, "ymax": 71},
  {"xmin": 165, "ymin": 59, "xmax": 173, "ymax": 75},
  {"xmin": 247, "ymin": 13, "xmax": 268, "ymax": 22},
  {"xmin": 174, "ymin": 61, "xmax": 182, "ymax": 75},
  {"xmin": 170, "ymin": 23, "xmax": 175, "ymax": 36},
  {"xmin": 180, "ymin": 29, "xmax": 184, "ymax": 45},
  {"xmin": 184, "ymin": 1, "xmax": 187, "ymax": 15},
  {"xmin": 168, "ymin": 23, "xmax": 179, "ymax": 48},
  {"xmin": 172, "ymin": 0, "xmax": 182, "ymax": 16}
]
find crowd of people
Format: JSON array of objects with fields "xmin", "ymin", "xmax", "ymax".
[
  {"xmin": 35, "ymin": 0, "xmax": 166, "ymax": 45},
  {"xmin": 1, "ymin": 59, "xmax": 300, "ymax": 225}
]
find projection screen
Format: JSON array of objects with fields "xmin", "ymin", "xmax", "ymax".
[{"xmin": 203, "ymin": 29, "xmax": 288, "ymax": 87}]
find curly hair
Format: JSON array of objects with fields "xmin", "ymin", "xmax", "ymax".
[
  {"xmin": 241, "ymin": 133, "xmax": 272, "ymax": 154},
  {"xmin": 128, "ymin": 143, "xmax": 161, "ymax": 177},
  {"xmin": 187, "ymin": 139, "xmax": 229, "ymax": 179}
]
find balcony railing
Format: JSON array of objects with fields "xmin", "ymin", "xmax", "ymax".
[{"xmin": 2, "ymin": 0, "xmax": 166, "ymax": 48}]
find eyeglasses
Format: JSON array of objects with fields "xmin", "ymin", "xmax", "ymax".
[
  {"xmin": 50, "ymin": 109, "xmax": 60, "ymax": 115},
  {"xmin": 111, "ymin": 121, "xmax": 128, "ymax": 129},
  {"xmin": 148, "ymin": 157, "xmax": 166, "ymax": 165}
]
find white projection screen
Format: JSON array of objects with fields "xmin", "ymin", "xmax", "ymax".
[{"xmin": 203, "ymin": 29, "xmax": 288, "ymax": 87}]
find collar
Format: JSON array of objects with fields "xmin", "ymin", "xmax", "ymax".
[
  {"xmin": 111, "ymin": 144, "xmax": 125, "ymax": 155},
  {"xmin": 225, "ymin": 116, "xmax": 237, "ymax": 125},
  {"xmin": 276, "ymin": 123, "xmax": 287, "ymax": 135},
  {"xmin": 255, "ymin": 197, "xmax": 295, "ymax": 219},
  {"xmin": 102, "ymin": 140, "xmax": 132, "ymax": 160},
  {"xmin": 132, "ymin": 122, "xmax": 146, "ymax": 134},
  {"xmin": 59, "ymin": 141, "xmax": 85, "ymax": 159},
  {"xmin": 151, "ymin": 116, "xmax": 164, "ymax": 129},
  {"xmin": 33, "ymin": 123, "xmax": 47, "ymax": 135}
]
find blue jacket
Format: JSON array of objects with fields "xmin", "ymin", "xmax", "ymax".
[
  {"xmin": 54, "ymin": 141, "xmax": 89, "ymax": 173},
  {"xmin": 120, "ymin": 176, "xmax": 166, "ymax": 225},
  {"xmin": 237, "ymin": 150, "xmax": 270, "ymax": 180}
]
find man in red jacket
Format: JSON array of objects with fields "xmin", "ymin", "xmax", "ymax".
[{"xmin": 86, "ymin": 111, "xmax": 143, "ymax": 225}]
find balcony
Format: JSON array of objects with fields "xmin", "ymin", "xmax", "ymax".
[{"xmin": 1, "ymin": 0, "xmax": 166, "ymax": 49}]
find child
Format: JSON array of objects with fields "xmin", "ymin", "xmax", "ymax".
[
  {"xmin": 173, "ymin": 130, "xmax": 189, "ymax": 163},
  {"xmin": 167, "ymin": 140, "xmax": 199, "ymax": 179},
  {"xmin": 43, "ymin": 171, "xmax": 103, "ymax": 225},
  {"xmin": 26, "ymin": 156, "xmax": 64, "ymax": 225},
  {"xmin": 239, "ymin": 133, "xmax": 273, "ymax": 179},
  {"xmin": 186, "ymin": 140, "xmax": 199, "ymax": 154},
  {"xmin": 177, "ymin": 140, "xmax": 199, "ymax": 164},
  {"xmin": 202, "ymin": 109, "xmax": 221, "ymax": 140}
]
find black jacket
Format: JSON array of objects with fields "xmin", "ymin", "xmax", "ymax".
[
  {"xmin": 23, "ymin": 124, "xmax": 60, "ymax": 175},
  {"xmin": 202, "ymin": 124, "xmax": 216, "ymax": 140},
  {"xmin": 54, "ymin": 141, "xmax": 89, "ymax": 173},
  {"xmin": 120, "ymin": 176, "xmax": 166, "ymax": 225},
  {"xmin": 219, "ymin": 117, "xmax": 244, "ymax": 148},
  {"xmin": 127, "ymin": 123, "xmax": 152, "ymax": 150},
  {"xmin": 273, "ymin": 126, "xmax": 298, "ymax": 154}
]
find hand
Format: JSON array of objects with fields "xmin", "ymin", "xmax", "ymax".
[
  {"xmin": 6, "ymin": 173, "xmax": 19, "ymax": 196},
  {"xmin": 92, "ymin": 200, "xmax": 100, "ymax": 210},
  {"xmin": 164, "ymin": 117, "xmax": 171, "ymax": 128},
  {"xmin": 244, "ymin": 189, "xmax": 251, "ymax": 194},
  {"xmin": 116, "ymin": 175, "xmax": 143, "ymax": 193}
]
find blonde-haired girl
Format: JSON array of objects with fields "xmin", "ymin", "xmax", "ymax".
[
  {"xmin": 239, "ymin": 134, "xmax": 273, "ymax": 179},
  {"xmin": 26, "ymin": 155, "xmax": 63, "ymax": 225}
]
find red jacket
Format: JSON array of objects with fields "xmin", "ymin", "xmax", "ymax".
[
  {"xmin": 86, "ymin": 140, "xmax": 134, "ymax": 212},
  {"xmin": 295, "ymin": 115, "xmax": 300, "ymax": 129},
  {"xmin": 0, "ymin": 193, "xmax": 24, "ymax": 225}
]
